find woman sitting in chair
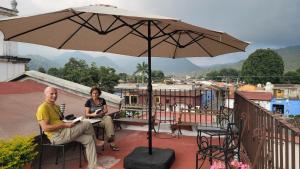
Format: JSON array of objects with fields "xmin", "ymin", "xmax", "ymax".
[{"xmin": 84, "ymin": 86, "xmax": 119, "ymax": 151}]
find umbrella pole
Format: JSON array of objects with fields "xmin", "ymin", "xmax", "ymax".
[{"xmin": 147, "ymin": 20, "xmax": 153, "ymax": 155}]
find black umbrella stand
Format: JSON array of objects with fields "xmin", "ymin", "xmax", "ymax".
[{"xmin": 124, "ymin": 21, "xmax": 175, "ymax": 169}]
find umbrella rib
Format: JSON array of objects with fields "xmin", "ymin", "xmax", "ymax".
[
  {"xmin": 131, "ymin": 32, "xmax": 147, "ymax": 39},
  {"xmin": 172, "ymin": 32, "xmax": 182, "ymax": 59},
  {"xmin": 151, "ymin": 21, "xmax": 181, "ymax": 46},
  {"xmin": 96, "ymin": 14, "xmax": 103, "ymax": 32},
  {"xmin": 58, "ymin": 14, "xmax": 95, "ymax": 49},
  {"xmin": 151, "ymin": 23, "xmax": 171, "ymax": 39},
  {"xmin": 137, "ymin": 32, "xmax": 177, "ymax": 57},
  {"xmin": 104, "ymin": 17, "xmax": 118, "ymax": 32},
  {"xmin": 186, "ymin": 32, "xmax": 214, "ymax": 57},
  {"xmin": 71, "ymin": 11, "xmax": 99, "ymax": 32},
  {"xmin": 114, "ymin": 16, "xmax": 147, "ymax": 39},
  {"xmin": 103, "ymin": 22, "xmax": 145, "ymax": 52},
  {"xmin": 69, "ymin": 18, "xmax": 98, "ymax": 32},
  {"xmin": 205, "ymin": 35, "xmax": 245, "ymax": 52},
  {"xmin": 104, "ymin": 17, "xmax": 146, "ymax": 36},
  {"xmin": 6, "ymin": 12, "xmax": 85, "ymax": 40},
  {"xmin": 182, "ymin": 32, "xmax": 205, "ymax": 47}
]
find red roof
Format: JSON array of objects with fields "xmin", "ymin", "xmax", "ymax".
[
  {"xmin": 240, "ymin": 91, "xmax": 273, "ymax": 101},
  {"xmin": 0, "ymin": 80, "xmax": 46, "ymax": 94},
  {"xmin": 0, "ymin": 79, "xmax": 118, "ymax": 139}
]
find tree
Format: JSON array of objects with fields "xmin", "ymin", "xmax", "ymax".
[
  {"xmin": 152, "ymin": 70, "xmax": 165, "ymax": 82},
  {"xmin": 37, "ymin": 66, "xmax": 46, "ymax": 73},
  {"xmin": 63, "ymin": 58, "xmax": 92, "ymax": 86},
  {"xmin": 134, "ymin": 62, "xmax": 148, "ymax": 83},
  {"xmin": 206, "ymin": 71, "xmax": 221, "ymax": 81},
  {"xmin": 95, "ymin": 66, "xmax": 120, "ymax": 93},
  {"xmin": 48, "ymin": 67, "xmax": 63, "ymax": 77},
  {"xmin": 25, "ymin": 64, "xmax": 29, "ymax": 71},
  {"xmin": 119, "ymin": 73, "xmax": 129, "ymax": 82},
  {"xmin": 206, "ymin": 68, "xmax": 240, "ymax": 82},
  {"xmin": 241, "ymin": 49, "xmax": 284, "ymax": 84},
  {"xmin": 283, "ymin": 71, "xmax": 300, "ymax": 84}
]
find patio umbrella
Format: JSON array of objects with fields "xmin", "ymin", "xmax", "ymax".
[{"xmin": 0, "ymin": 4, "xmax": 249, "ymax": 155}]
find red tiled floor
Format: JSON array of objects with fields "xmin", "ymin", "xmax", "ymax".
[{"xmin": 36, "ymin": 129, "xmax": 220, "ymax": 169}]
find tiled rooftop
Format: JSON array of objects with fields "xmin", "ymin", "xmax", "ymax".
[{"xmin": 34, "ymin": 129, "xmax": 219, "ymax": 169}]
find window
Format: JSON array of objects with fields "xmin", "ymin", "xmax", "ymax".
[
  {"xmin": 130, "ymin": 95, "xmax": 138, "ymax": 105},
  {"xmin": 155, "ymin": 96, "xmax": 160, "ymax": 104},
  {"xmin": 124, "ymin": 96, "xmax": 130, "ymax": 104}
]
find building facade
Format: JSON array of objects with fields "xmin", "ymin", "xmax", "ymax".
[
  {"xmin": 0, "ymin": 1, "xmax": 18, "ymax": 56},
  {"xmin": 0, "ymin": 1, "xmax": 23, "ymax": 81}
]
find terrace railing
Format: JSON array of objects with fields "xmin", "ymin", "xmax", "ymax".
[
  {"xmin": 115, "ymin": 88, "xmax": 230, "ymax": 127},
  {"xmin": 235, "ymin": 91, "xmax": 300, "ymax": 169}
]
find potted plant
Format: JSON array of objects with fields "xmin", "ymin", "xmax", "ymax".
[{"xmin": 0, "ymin": 135, "xmax": 38, "ymax": 169}]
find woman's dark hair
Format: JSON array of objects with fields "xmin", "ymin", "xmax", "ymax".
[{"xmin": 90, "ymin": 86, "xmax": 101, "ymax": 95}]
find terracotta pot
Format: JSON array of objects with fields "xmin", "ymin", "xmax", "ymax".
[{"xmin": 22, "ymin": 163, "xmax": 32, "ymax": 169}]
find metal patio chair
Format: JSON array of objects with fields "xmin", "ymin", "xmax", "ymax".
[
  {"xmin": 38, "ymin": 125, "xmax": 84, "ymax": 169},
  {"xmin": 196, "ymin": 120, "xmax": 243, "ymax": 169}
]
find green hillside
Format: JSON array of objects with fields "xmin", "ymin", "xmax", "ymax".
[
  {"xmin": 199, "ymin": 45, "xmax": 300, "ymax": 74},
  {"xmin": 275, "ymin": 45, "xmax": 300, "ymax": 72},
  {"xmin": 22, "ymin": 55, "xmax": 59, "ymax": 71}
]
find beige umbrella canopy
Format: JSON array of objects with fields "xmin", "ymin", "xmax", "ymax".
[
  {"xmin": 0, "ymin": 4, "xmax": 248, "ymax": 58},
  {"xmin": 0, "ymin": 4, "xmax": 249, "ymax": 154}
]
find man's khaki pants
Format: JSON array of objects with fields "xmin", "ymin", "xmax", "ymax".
[{"xmin": 52, "ymin": 121, "xmax": 98, "ymax": 169}]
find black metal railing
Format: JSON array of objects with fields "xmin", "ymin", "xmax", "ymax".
[
  {"xmin": 235, "ymin": 91, "xmax": 300, "ymax": 169},
  {"xmin": 115, "ymin": 88, "xmax": 229, "ymax": 127}
]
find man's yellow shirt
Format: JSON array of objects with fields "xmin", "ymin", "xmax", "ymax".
[{"xmin": 36, "ymin": 102, "xmax": 63, "ymax": 139}]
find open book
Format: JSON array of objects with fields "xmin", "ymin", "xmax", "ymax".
[
  {"xmin": 95, "ymin": 108, "xmax": 103, "ymax": 114},
  {"xmin": 63, "ymin": 116, "xmax": 83, "ymax": 124}
]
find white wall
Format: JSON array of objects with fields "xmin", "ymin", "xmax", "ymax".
[
  {"xmin": 0, "ymin": 61, "xmax": 25, "ymax": 81},
  {"xmin": 254, "ymin": 100, "xmax": 271, "ymax": 111},
  {"xmin": 0, "ymin": 31, "xmax": 4, "ymax": 56},
  {"xmin": 225, "ymin": 98, "xmax": 234, "ymax": 109},
  {"xmin": 0, "ymin": 14, "xmax": 18, "ymax": 56}
]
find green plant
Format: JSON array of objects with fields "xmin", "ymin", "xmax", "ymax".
[{"xmin": 0, "ymin": 135, "xmax": 38, "ymax": 169}]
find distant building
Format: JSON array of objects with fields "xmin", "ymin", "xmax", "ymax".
[
  {"xmin": 0, "ymin": 0, "xmax": 18, "ymax": 56},
  {"xmin": 268, "ymin": 84, "xmax": 300, "ymax": 116},
  {"xmin": 272, "ymin": 84, "xmax": 300, "ymax": 99},
  {"xmin": 270, "ymin": 98, "xmax": 300, "ymax": 116},
  {"xmin": 0, "ymin": 1, "xmax": 23, "ymax": 82},
  {"xmin": 115, "ymin": 83, "xmax": 226, "ymax": 112},
  {"xmin": 239, "ymin": 91, "xmax": 273, "ymax": 111},
  {"xmin": 0, "ymin": 56, "xmax": 30, "ymax": 81}
]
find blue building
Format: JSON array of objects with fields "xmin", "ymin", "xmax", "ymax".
[{"xmin": 270, "ymin": 98, "xmax": 300, "ymax": 116}]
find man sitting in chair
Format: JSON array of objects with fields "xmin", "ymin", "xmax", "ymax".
[{"xmin": 36, "ymin": 86, "xmax": 107, "ymax": 169}]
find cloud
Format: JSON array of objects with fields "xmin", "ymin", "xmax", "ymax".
[{"xmin": 2, "ymin": 0, "xmax": 300, "ymax": 65}]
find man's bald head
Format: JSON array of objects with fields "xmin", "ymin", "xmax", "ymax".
[{"xmin": 44, "ymin": 87, "xmax": 58, "ymax": 104}]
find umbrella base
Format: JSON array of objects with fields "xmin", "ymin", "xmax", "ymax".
[{"xmin": 124, "ymin": 146, "xmax": 175, "ymax": 169}]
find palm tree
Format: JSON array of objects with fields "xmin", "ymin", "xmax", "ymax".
[{"xmin": 134, "ymin": 62, "xmax": 148, "ymax": 83}]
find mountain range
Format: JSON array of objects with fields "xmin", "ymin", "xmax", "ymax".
[
  {"xmin": 23, "ymin": 51, "xmax": 200, "ymax": 75},
  {"xmin": 23, "ymin": 45, "xmax": 300, "ymax": 75}
]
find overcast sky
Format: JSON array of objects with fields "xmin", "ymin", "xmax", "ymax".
[{"xmin": 1, "ymin": 0, "xmax": 300, "ymax": 66}]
